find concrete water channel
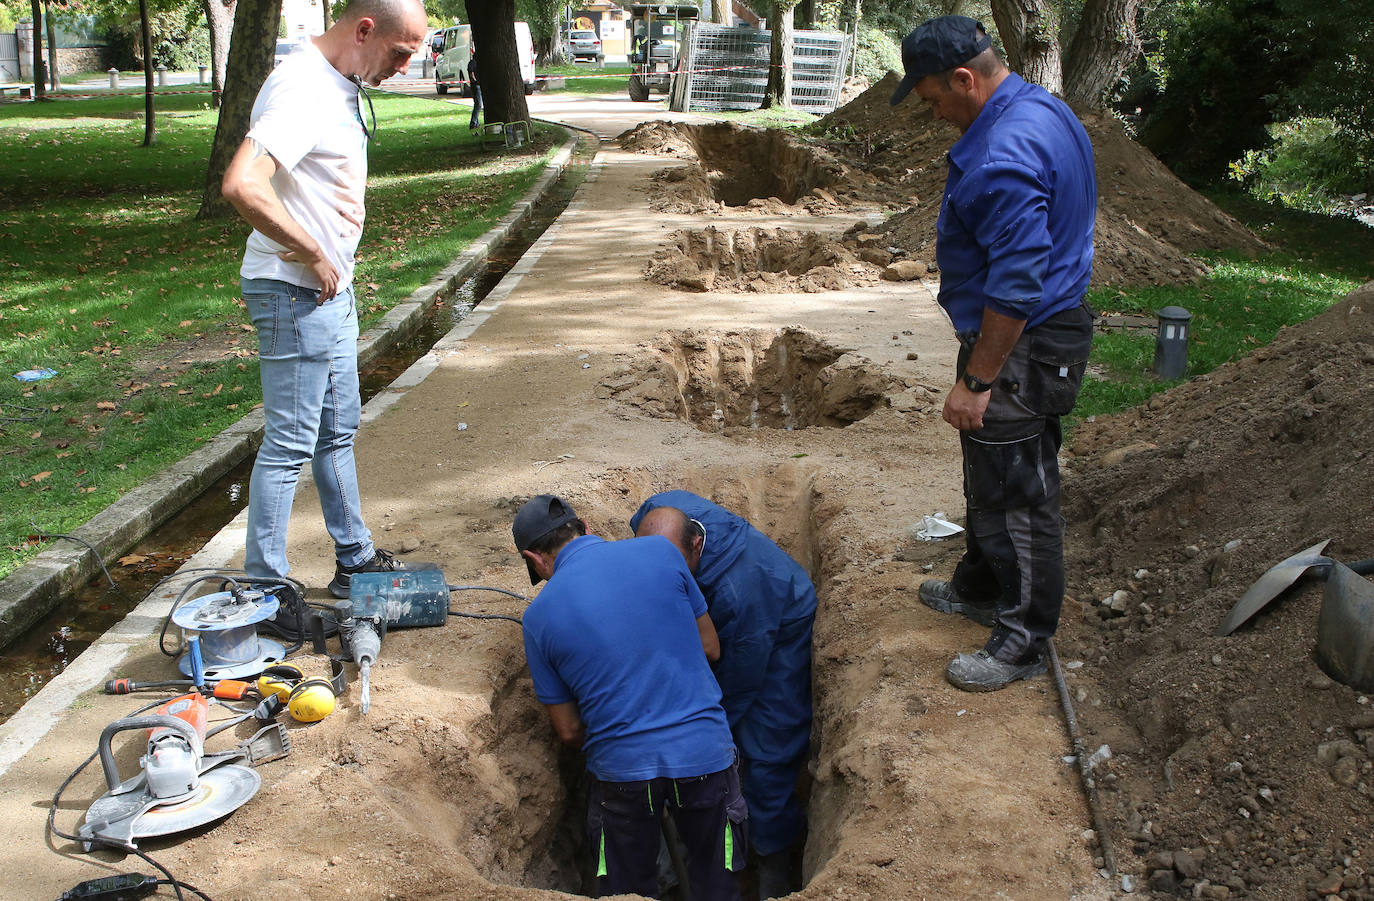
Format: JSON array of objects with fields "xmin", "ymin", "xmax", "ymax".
[{"xmin": 0, "ymin": 134, "xmax": 594, "ymax": 722}]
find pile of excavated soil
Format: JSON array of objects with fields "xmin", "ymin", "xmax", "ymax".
[
  {"xmin": 642, "ymin": 226, "xmax": 884, "ymax": 293},
  {"xmin": 625, "ymin": 73, "xmax": 1268, "ymax": 294},
  {"xmin": 598, "ymin": 326, "xmax": 912, "ymax": 429},
  {"xmin": 1056, "ymin": 280, "xmax": 1374, "ymax": 900}
]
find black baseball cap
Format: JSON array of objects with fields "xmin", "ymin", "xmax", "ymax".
[
  {"xmin": 512, "ymin": 494, "xmax": 581, "ymax": 584},
  {"xmin": 890, "ymin": 15, "xmax": 993, "ymax": 106}
]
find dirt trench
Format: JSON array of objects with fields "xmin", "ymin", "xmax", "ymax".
[{"xmin": 601, "ymin": 327, "xmax": 896, "ymax": 431}]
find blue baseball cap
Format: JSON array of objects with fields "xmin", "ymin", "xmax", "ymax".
[{"xmin": 890, "ymin": 15, "xmax": 993, "ymax": 106}]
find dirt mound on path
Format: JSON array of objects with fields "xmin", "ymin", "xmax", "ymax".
[
  {"xmin": 625, "ymin": 74, "xmax": 1268, "ymax": 293},
  {"xmin": 817, "ymin": 73, "xmax": 1269, "ymax": 288},
  {"xmin": 1055, "ymin": 280, "xmax": 1374, "ymax": 899},
  {"xmin": 598, "ymin": 327, "xmax": 900, "ymax": 430}
]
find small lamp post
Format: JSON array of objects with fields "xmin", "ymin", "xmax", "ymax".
[{"xmin": 1153, "ymin": 305, "xmax": 1193, "ymax": 380}]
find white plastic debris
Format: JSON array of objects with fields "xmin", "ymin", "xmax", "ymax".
[
  {"xmin": 1086, "ymin": 744, "xmax": 1112, "ymax": 771},
  {"xmin": 456, "ymin": 422, "xmax": 468, "ymax": 431},
  {"xmin": 914, "ymin": 511, "xmax": 964, "ymax": 541}
]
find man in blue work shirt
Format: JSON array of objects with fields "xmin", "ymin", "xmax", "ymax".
[
  {"xmin": 890, "ymin": 16, "xmax": 1096, "ymax": 691},
  {"xmin": 513, "ymin": 494, "xmax": 747, "ymax": 901},
  {"xmin": 631, "ymin": 491, "xmax": 816, "ymax": 898}
]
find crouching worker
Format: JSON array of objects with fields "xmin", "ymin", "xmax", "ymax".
[
  {"xmin": 512, "ymin": 494, "xmax": 748, "ymax": 901},
  {"xmin": 631, "ymin": 491, "xmax": 817, "ymax": 898}
]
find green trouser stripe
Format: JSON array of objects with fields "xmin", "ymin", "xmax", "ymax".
[
  {"xmin": 647, "ymin": 784, "xmax": 653, "ymax": 814},
  {"xmin": 724, "ymin": 821, "xmax": 736, "ymax": 871},
  {"xmin": 597, "ymin": 830, "xmax": 607, "ymax": 878},
  {"xmin": 674, "ymin": 781, "xmax": 681, "ymax": 805}
]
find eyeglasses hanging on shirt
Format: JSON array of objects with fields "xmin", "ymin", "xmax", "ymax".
[{"xmin": 349, "ymin": 75, "xmax": 378, "ymax": 142}]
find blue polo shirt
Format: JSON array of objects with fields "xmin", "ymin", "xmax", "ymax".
[
  {"xmin": 935, "ymin": 72, "xmax": 1096, "ymax": 332},
  {"xmin": 521, "ymin": 535, "xmax": 735, "ymax": 782}
]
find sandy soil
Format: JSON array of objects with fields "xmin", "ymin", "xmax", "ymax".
[{"xmin": 2, "ymin": 78, "xmax": 1339, "ymax": 901}]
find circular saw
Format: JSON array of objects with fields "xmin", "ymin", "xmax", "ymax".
[{"xmin": 78, "ymin": 693, "xmax": 267, "ymax": 852}]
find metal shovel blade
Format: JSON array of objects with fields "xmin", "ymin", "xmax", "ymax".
[{"xmin": 1215, "ymin": 539, "xmax": 1332, "ymax": 636}]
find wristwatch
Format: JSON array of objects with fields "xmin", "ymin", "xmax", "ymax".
[{"xmin": 961, "ymin": 371, "xmax": 995, "ymax": 393}]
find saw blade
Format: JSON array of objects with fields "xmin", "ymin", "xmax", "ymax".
[{"xmin": 84, "ymin": 764, "xmax": 260, "ymax": 846}]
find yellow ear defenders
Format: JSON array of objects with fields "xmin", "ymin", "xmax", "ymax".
[
  {"xmin": 256, "ymin": 664, "xmax": 304, "ymax": 702},
  {"xmin": 287, "ymin": 677, "xmax": 337, "ymax": 723}
]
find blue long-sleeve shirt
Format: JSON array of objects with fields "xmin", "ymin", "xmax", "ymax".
[
  {"xmin": 935, "ymin": 72, "xmax": 1096, "ymax": 332},
  {"xmin": 629, "ymin": 491, "xmax": 816, "ymax": 763}
]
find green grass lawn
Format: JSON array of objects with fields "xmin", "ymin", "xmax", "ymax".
[
  {"xmin": 539, "ymin": 62, "xmax": 633, "ymax": 95},
  {"xmin": 0, "ymin": 89, "xmax": 557, "ymax": 580},
  {"xmin": 1073, "ymin": 193, "xmax": 1374, "ymax": 426}
]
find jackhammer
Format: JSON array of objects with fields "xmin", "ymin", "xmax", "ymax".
[{"xmin": 334, "ymin": 568, "xmax": 451, "ymax": 715}]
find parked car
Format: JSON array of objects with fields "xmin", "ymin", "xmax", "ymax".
[
  {"xmin": 274, "ymin": 37, "xmax": 309, "ymax": 67},
  {"xmin": 569, "ymin": 28, "xmax": 603, "ymax": 62}
]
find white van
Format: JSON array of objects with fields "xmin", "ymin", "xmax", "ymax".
[
  {"xmin": 514, "ymin": 22, "xmax": 536, "ymax": 95},
  {"xmin": 434, "ymin": 22, "xmax": 536, "ymax": 97},
  {"xmin": 433, "ymin": 24, "xmax": 472, "ymax": 96}
]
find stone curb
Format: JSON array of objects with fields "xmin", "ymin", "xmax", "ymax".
[{"xmin": 0, "ymin": 134, "xmax": 578, "ymax": 651}]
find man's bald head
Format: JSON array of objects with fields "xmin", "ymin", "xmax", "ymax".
[{"xmin": 635, "ymin": 506, "xmax": 704, "ymax": 573}]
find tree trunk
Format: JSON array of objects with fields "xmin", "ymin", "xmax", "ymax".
[
  {"xmin": 140, "ymin": 0, "xmax": 155, "ymax": 145},
  {"xmin": 322, "ymin": 0, "xmax": 331, "ymax": 30},
  {"xmin": 763, "ymin": 1, "xmax": 795, "ymax": 108},
  {"xmin": 28, "ymin": 0, "xmax": 46, "ymax": 99},
  {"xmin": 990, "ymin": 0, "xmax": 1062, "ymax": 95},
  {"xmin": 196, "ymin": 0, "xmax": 281, "ymax": 220},
  {"xmin": 810, "ymin": 0, "xmax": 842, "ymax": 29},
  {"xmin": 467, "ymin": 0, "xmax": 530, "ymax": 126},
  {"xmin": 1062, "ymin": 0, "xmax": 1141, "ymax": 108},
  {"xmin": 43, "ymin": 0, "xmax": 57, "ymax": 90},
  {"xmin": 839, "ymin": 0, "xmax": 861, "ymax": 32},
  {"xmin": 203, "ymin": 0, "xmax": 236, "ymax": 109},
  {"xmin": 711, "ymin": 0, "xmax": 728, "ymax": 25}
]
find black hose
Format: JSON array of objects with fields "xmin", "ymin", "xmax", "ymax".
[
  {"xmin": 446, "ymin": 585, "xmax": 524, "ymax": 624},
  {"xmin": 46, "ymin": 698, "xmax": 213, "ymax": 900},
  {"xmin": 1047, "ymin": 639, "xmax": 1116, "ymax": 875},
  {"xmin": 449, "ymin": 610, "xmax": 523, "ymax": 625},
  {"xmin": 448, "ymin": 584, "xmax": 529, "ymax": 602}
]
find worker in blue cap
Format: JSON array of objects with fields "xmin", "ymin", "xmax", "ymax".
[
  {"xmin": 632, "ymin": 491, "xmax": 816, "ymax": 899},
  {"xmin": 514, "ymin": 494, "xmax": 748, "ymax": 901},
  {"xmin": 891, "ymin": 16, "xmax": 1097, "ymax": 691}
]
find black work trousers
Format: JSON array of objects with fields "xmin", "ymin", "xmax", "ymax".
[
  {"xmin": 951, "ymin": 302, "xmax": 1093, "ymax": 663},
  {"xmin": 586, "ymin": 758, "xmax": 747, "ymax": 900}
]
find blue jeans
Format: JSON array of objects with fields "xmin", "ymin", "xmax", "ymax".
[{"xmin": 241, "ymin": 278, "xmax": 374, "ymax": 579}]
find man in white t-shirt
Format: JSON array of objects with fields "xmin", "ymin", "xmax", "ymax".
[{"xmin": 222, "ymin": 0, "xmax": 428, "ymax": 599}]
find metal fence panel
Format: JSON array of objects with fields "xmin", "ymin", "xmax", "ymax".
[
  {"xmin": 677, "ymin": 24, "xmax": 848, "ymax": 114},
  {"xmin": 0, "ymin": 34, "xmax": 19, "ymax": 83}
]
